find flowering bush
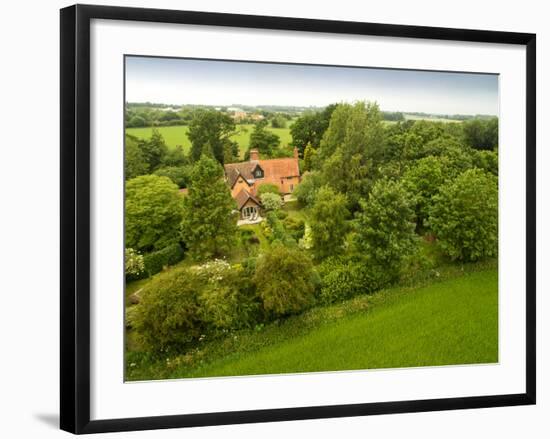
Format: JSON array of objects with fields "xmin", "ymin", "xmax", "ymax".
[
  {"xmin": 125, "ymin": 248, "xmax": 145, "ymax": 278},
  {"xmin": 261, "ymin": 192, "xmax": 283, "ymax": 211},
  {"xmin": 192, "ymin": 260, "xmax": 260, "ymax": 330}
]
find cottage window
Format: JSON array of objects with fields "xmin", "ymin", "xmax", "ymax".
[{"xmin": 242, "ymin": 206, "xmax": 258, "ymax": 220}]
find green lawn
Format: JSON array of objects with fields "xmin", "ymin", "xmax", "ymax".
[
  {"xmin": 126, "ymin": 124, "xmax": 293, "ymax": 158},
  {"xmin": 126, "ymin": 267, "xmax": 497, "ymax": 380}
]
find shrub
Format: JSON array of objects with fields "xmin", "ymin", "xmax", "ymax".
[
  {"xmin": 429, "ymin": 168, "xmax": 498, "ymax": 261},
  {"xmin": 253, "ymin": 245, "xmax": 317, "ymax": 316},
  {"xmin": 283, "ymin": 216, "xmax": 305, "ymax": 241},
  {"xmin": 192, "ymin": 260, "xmax": 260, "ymax": 330},
  {"xmin": 317, "ymin": 256, "xmax": 390, "ymax": 304},
  {"xmin": 132, "ymin": 266, "xmax": 201, "ymax": 351},
  {"xmin": 142, "ymin": 243, "xmax": 184, "ymax": 277},
  {"xmin": 257, "ymin": 183, "xmax": 280, "ymax": 198},
  {"xmin": 275, "ymin": 210, "xmax": 288, "ymax": 220},
  {"xmin": 261, "ymin": 192, "xmax": 283, "ymax": 211},
  {"xmin": 266, "ymin": 212, "xmax": 295, "ymax": 246}
]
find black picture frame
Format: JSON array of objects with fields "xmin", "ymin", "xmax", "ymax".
[{"xmin": 60, "ymin": 4, "xmax": 536, "ymax": 434}]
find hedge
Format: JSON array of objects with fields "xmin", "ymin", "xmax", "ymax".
[{"xmin": 142, "ymin": 243, "xmax": 184, "ymax": 278}]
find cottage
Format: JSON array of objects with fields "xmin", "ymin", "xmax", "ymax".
[{"xmin": 224, "ymin": 148, "xmax": 301, "ymax": 220}]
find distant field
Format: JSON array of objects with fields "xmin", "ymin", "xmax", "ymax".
[
  {"xmin": 404, "ymin": 114, "xmax": 461, "ymax": 123},
  {"xmin": 125, "ymin": 117, "xmax": 458, "ymax": 158},
  {"xmin": 126, "ymin": 124, "xmax": 293, "ymax": 158}
]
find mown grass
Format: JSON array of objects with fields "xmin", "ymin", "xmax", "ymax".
[
  {"xmin": 125, "ymin": 261, "xmax": 497, "ymax": 381},
  {"xmin": 125, "ymin": 124, "xmax": 293, "ymax": 158}
]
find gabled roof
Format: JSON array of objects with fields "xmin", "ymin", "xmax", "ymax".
[
  {"xmin": 234, "ymin": 188, "xmax": 262, "ymax": 210},
  {"xmin": 224, "ymin": 162, "xmax": 257, "ymax": 188}
]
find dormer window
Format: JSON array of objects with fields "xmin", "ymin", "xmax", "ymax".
[{"xmin": 252, "ymin": 165, "xmax": 264, "ymax": 179}]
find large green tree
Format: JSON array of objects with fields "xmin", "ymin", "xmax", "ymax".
[
  {"xmin": 402, "ymin": 156, "xmax": 448, "ymax": 231},
  {"xmin": 429, "ymin": 168, "xmax": 498, "ymax": 261},
  {"xmin": 153, "ymin": 165, "xmax": 192, "ymax": 188},
  {"xmin": 125, "ymin": 175, "xmax": 184, "ymax": 252},
  {"xmin": 290, "ymin": 104, "xmax": 337, "ymax": 156},
  {"xmin": 316, "ymin": 102, "xmax": 386, "ymax": 209},
  {"xmin": 139, "ymin": 129, "xmax": 168, "ymax": 171},
  {"xmin": 180, "ymin": 155, "xmax": 237, "ymax": 260},
  {"xmin": 161, "ymin": 144, "xmax": 188, "ymax": 167},
  {"xmin": 355, "ymin": 179, "xmax": 417, "ymax": 277},
  {"xmin": 247, "ymin": 119, "xmax": 280, "ymax": 158},
  {"xmin": 187, "ymin": 109, "xmax": 236, "ymax": 163},
  {"xmin": 125, "ymin": 134, "xmax": 148, "ymax": 179},
  {"xmin": 462, "ymin": 117, "xmax": 498, "ymax": 151},
  {"xmin": 310, "ymin": 186, "xmax": 350, "ymax": 259}
]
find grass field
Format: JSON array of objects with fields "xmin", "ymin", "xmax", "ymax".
[
  {"xmin": 126, "ymin": 124, "xmax": 293, "ymax": 158},
  {"xmin": 126, "ymin": 266, "xmax": 497, "ymax": 381}
]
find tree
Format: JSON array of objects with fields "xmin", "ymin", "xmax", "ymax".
[
  {"xmin": 472, "ymin": 149, "xmax": 498, "ymax": 176},
  {"xmin": 180, "ymin": 155, "xmax": 238, "ymax": 260},
  {"xmin": 293, "ymin": 171, "xmax": 322, "ymax": 206},
  {"xmin": 320, "ymin": 148, "xmax": 372, "ymax": 210},
  {"xmin": 187, "ymin": 109, "xmax": 236, "ymax": 163},
  {"xmin": 153, "ymin": 165, "xmax": 192, "ymax": 188},
  {"xmin": 253, "ymin": 245, "xmax": 317, "ymax": 316},
  {"xmin": 290, "ymin": 104, "xmax": 337, "ymax": 155},
  {"xmin": 355, "ymin": 179, "xmax": 417, "ymax": 277},
  {"xmin": 248, "ymin": 120, "xmax": 280, "ymax": 157},
  {"xmin": 271, "ymin": 115, "xmax": 287, "ymax": 128},
  {"xmin": 127, "ymin": 114, "xmax": 147, "ymax": 127},
  {"xmin": 125, "ymin": 175, "xmax": 184, "ymax": 252},
  {"xmin": 139, "ymin": 129, "xmax": 168, "ymax": 171},
  {"xmin": 462, "ymin": 117, "xmax": 498, "ymax": 151},
  {"xmin": 260, "ymin": 192, "xmax": 283, "ymax": 211},
  {"xmin": 310, "ymin": 186, "xmax": 350, "ymax": 259},
  {"xmin": 402, "ymin": 156, "xmax": 447, "ymax": 231},
  {"xmin": 161, "ymin": 144, "xmax": 188, "ymax": 167},
  {"xmin": 303, "ymin": 143, "xmax": 316, "ymax": 172},
  {"xmin": 125, "ymin": 134, "xmax": 148, "ymax": 179},
  {"xmin": 317, "ymin": 102, "xmax": 385, "ymax": 210},
  {"xmin": 428, "ymin": 169, "xmax": 498, "ymax": 261}
]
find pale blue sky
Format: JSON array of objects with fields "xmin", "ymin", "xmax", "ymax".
[{"xmin": 125, "ymin": 56, "xmax": 498, "ymax": 116}]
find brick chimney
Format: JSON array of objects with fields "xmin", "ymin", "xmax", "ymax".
[
  {"xmin": 293, "ymin": 146, "xmax": 299, "ymax": 159},
  {"xmin": 250, "ymin": 149, "xmax": 259, "ymax": 161}
]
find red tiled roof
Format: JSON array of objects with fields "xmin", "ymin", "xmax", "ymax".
[{"xmin": 224, "ymin": 157, "xmax": 300, "ymax": 189}]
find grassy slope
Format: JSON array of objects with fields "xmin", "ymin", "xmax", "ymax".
[
  {"xmin": 125, "ymin": 124, "xmax": 293, "ymax": 158},
  {"xmin": 126, "ymin": 267, "xmax": 497, "ymax": 380}
]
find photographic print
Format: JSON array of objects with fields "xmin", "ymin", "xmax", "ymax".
[{"xmin": 123, "ymin": 56, "xmax": 499, "ymax": 382}]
